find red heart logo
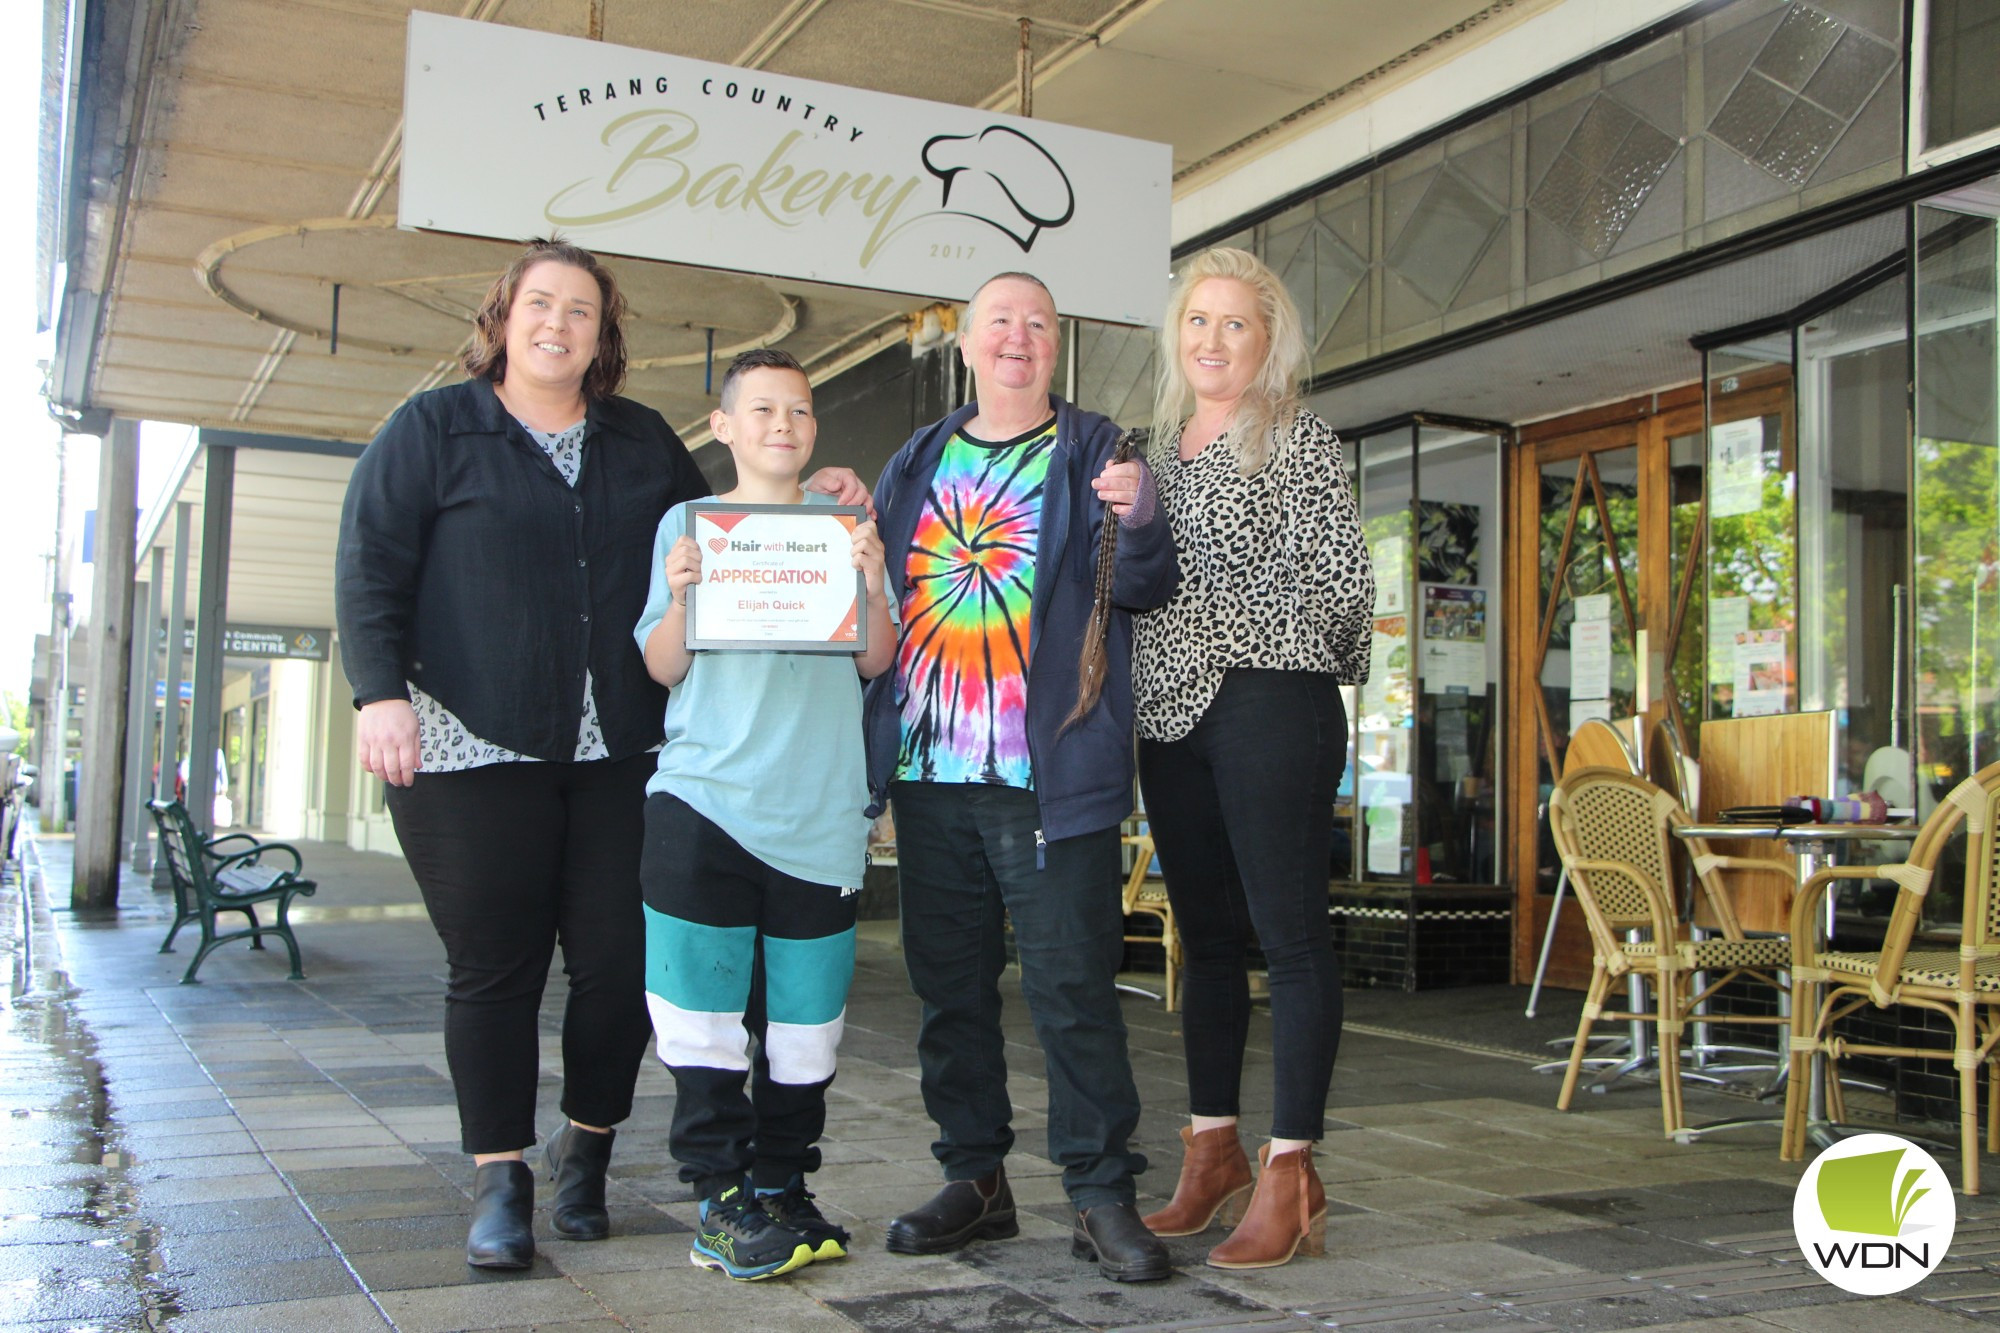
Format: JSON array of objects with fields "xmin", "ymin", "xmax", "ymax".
[{"xmin": 706, "ymin": 537, "xmax": 728, "ymax": 554}]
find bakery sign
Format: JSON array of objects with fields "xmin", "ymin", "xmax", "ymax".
[{"xmin": 400, "ymin": 14, "xmax": 1172, "ymax": 327}]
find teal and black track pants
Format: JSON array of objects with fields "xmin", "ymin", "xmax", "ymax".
[{"xmin": 639, "ymin": 791, "xmax": 858, "ymax": 1198}]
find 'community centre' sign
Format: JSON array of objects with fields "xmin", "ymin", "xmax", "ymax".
[{"xmin": 399, "ymin": 13, "xmax": 1172, "ymax": 326}]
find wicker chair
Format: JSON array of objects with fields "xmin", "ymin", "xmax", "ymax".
[
  {"xmin": 1782, "ymin": 762, "xmax": 2000, "ymax": 1193},
  {"xmin": 1120, "ymin": 827, "xmax": 1180, "ymax": 1012},
  {"xmin": 1549, "ymin": 766, "xmax": 1794, "ymax": 1137}
]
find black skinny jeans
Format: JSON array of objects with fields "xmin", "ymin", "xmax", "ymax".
[
  {"xmin": 385, "ymin": 753, "xmax": 656, "ymax": 1154},
  {"xmin": 1137, "ymin": 668, "xmax": 1347, "ymax": 1140}
]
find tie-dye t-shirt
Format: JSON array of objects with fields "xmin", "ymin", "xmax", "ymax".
[{"xmin": 893, "ymin": 420, "xmax": 1056, "ymax": 788}]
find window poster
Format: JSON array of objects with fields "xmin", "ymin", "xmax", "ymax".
[
  {"xmin": 1569, "ymin": 618, "xmax": 1613, "ymax": 701},
  {"xmin": 1569, "ymin": 697, "xmax": 1614, "ymax": 731},
  {"xmin": 1709, "ymin": 594, "xmax": 1750, "ymax": 681},
  {"xmin": 1372, "ymin": 536, "xmax": 1407, "ymax": 614},
  {"xmin": 1420, "ymin": 585, "xmax": 1485, "ymax": 694},
  {"xmin": 1711, "ymin": 418, "xmax": 1766, "ymax": 518},
  {"xmin": 1732, "ymin": 628, "xmax": 1788, "ymax": 717},
  {"xmin": 1361, "ymin": 614, "xmax": 1409, "ymax": 722}
]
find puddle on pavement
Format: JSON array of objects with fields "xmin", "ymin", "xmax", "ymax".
[{"xmin": 3, "ymin": 836, "xmax": 183, "ymax": 1328}]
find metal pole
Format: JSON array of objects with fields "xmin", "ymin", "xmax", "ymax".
[
  {"xmin": 126, "ymin": 545, "xmax": 165, "ymax": 871},
  {"xmin": 75, "ymin": 419, "xmax": 140, "ymax": 909},
  {"xmin": 187, "ymin": 444, "xmax": 235, "ymax": 837},
  {"xmin": 1017, "ymin": 17, "xmax": 1033, "ymax": 117}
]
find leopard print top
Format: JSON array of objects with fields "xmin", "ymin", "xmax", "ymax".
[{"xmin": 1132, "ymin": 408, "xmax": 1374, "ymax": 743}]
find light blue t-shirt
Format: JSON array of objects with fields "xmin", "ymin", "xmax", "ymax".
[{"xmin": 633, "ymin": 496, "xmax": 871, "ymax": 889}]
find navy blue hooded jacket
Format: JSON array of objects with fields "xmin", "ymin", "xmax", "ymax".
[{"xmin": 862, "ymin": 396, "xmax": 1178, "ymax": 843}]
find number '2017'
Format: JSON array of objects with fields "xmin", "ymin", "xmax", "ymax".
[{"xmin": 930, "ymin": 244, "xmax": 976, "ymax": 259}]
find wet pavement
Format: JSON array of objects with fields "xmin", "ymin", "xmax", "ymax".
[{"xmin": 3, "ymin": 817, "xmax": 1997, "ymax": 1331}]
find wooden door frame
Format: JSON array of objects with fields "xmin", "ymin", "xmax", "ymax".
[{"xmin": 1505, "ymin": 388, "xmax": 1693, "ymax": 987}]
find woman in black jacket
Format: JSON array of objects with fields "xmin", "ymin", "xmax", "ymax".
[{"xmin": 337, "ymin": 238, "xmax": 863, "ymax": 1268}]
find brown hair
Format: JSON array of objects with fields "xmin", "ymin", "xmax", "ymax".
[
  {"xmin": 718, "ymin": 347, "xmax": 807, "ymax": 411},
  {"xmin": 1063, "ymin": 428, "xmax": 1146, "ymax": 733},
  {"xmin": 462, "ymin": 237, "xmax": 629, "ymax": 401}
]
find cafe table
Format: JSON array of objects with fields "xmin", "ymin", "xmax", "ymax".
[{"xmin": 1668, "ymin": 820, "xmax": 1921, "ymax": 1147}]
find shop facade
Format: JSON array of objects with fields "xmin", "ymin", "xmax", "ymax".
[{"xmin": 1056, "ymin": 0, "xmax": 2000, "ymax": 988}]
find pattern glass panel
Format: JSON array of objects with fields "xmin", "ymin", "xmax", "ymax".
[
  {"xmin": 1213, "ymin": 0, "xmax": 1906, "ymax": 378},
  {"xmin": 1385, "ymin": 167, "xmax": 1504, "ymax": 308},
  {"xmin": 1924, "ymin": 0, "xmax": 2000, "ymax": 150}
]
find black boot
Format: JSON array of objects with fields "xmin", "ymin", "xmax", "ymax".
[
  {"xmin": 543, "ymin": 1123, "xmax": 614, "ymax": 1241},
  {"xmin": 1072, "ymin": 1202, "xmax": 1172, "ymax": 1282},
  {"xmin": 885, "ymin": 1165, "xmax": 1018, "ymax": 1255},
  {"xmin": 466, "ymin": 1160, "xmax": 535, "ymax": 1269}
]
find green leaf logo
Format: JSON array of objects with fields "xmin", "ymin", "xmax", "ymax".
[{"xmin": 1816, "ymin": 1147, "xmax": 1930, "ymax": 1235}]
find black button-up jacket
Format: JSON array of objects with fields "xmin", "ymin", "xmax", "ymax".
[{"xmin": 336, "ymin": 377, "xmax": 710, "ymax": 762}]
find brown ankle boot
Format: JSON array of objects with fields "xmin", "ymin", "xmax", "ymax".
[
  {"xmin": 1205, "ymin": 1143, "xmax": 1326, "ymax": 1269},
  {"xmin": 1141, "ymin": 1125, "xmax": 1254, "ymax": 1237}
]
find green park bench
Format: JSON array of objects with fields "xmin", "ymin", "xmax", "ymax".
[{"xmin": 147, "ymin": 798, "xmax": 317, "ymax": 984}]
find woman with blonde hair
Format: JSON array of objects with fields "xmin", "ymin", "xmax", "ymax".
[{"xmin": 1128, "ymin": 246, "xmax": 1373, "ymax": 1268}]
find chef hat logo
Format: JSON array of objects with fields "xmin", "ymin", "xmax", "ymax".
[{"xmin": 921, "ymin": 126, "xmax": 1076, "ymax": 252}]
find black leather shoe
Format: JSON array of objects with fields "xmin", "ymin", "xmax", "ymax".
[
  {"xmin": 544, "ymin": 1123, "xmax": 614, "ymax": 1241},
  {"xmin": 466, "ymin": 1160, "xmax": 535, "ymax": 1269},
  {"xmin": 1071, "ymin": 1202, "xmax": 1172, "ymax": 1282},
  {"xmin": 884, "ymin": 1166, "xmax": 1018, "ymax": 1255}
]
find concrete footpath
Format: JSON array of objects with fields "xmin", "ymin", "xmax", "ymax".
[{"xmin": 2, "ymin": 820, "xmax": 1995, "ymax": 1331}]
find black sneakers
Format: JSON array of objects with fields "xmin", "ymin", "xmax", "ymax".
[
  {"xmin": 761, "ymin": 1178, "xmax": 852, "ymax": 1260},
  {"xmin": 690, "ymin": 1183, "xmax": 815, "ymax": 1281}
]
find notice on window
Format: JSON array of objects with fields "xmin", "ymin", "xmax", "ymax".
[
  {"xmin": 1359, "ymin": 773, "xmax": 1410, "ymax": 876},
  {"xmin": 1711, "ymin": 418, "xmax": 1765, "ymax": 518},
  {"xmin": 1366, "ymin": 805, "xmax": 1404, "ymax": 875},
  {"xmin": 1361, "ymin": 615, "xmax": 1408, "ymax": 721},
  {"xmin": 1570, "ymin": 618, "xmax": 1613, "ymax": 701},
  {"xmin": 1709, "ymin": 594, "xmax": 1750, "ymax": 681},
  {"xmin": 1421, "ymin": 585, "xmax": 1486, "ymax": 695},
  {"xmin": 1573, "ymin": 593, "xmax": 1611, "ymax": 625},
  {"xmin": 1372, "ymin": 536, "xmax": 1406, "ymax": 614},
  {"xmin": 1422, "ymin": 640, "xmax": 1485, "ymax": 695},
  {"xmin": 1423, "ymin": 585, "xmax": 1487, "ymax": 642},
  {"xmin": 1732, "ymin": 628, "xmax": 1788, "ymax": 717},
  {"xmin": 1569, "ymin": 697, "xmax": 1614, "ymax": 731}
]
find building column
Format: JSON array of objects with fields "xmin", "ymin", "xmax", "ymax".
[
  {"xmin": 74, "ymin": 419, "xmax": 139, "ymax": 909},
  {"xmin": 152, "ymin": 501, "xmax": 192, "ymax": 892},
  {"xmin": 312, "ymin": 641, "xmax": 354, "ymax": 844},
  {"xmin": 39, "ymin": 433, "xmax": 73, "ymax": 832},
  {"xmin": 124, "ymin": 545, "xmax": 163, "ymax": 871},
  {"xmin": 186, "ymin": 444, "xmax": 234, "ymax": 838}
]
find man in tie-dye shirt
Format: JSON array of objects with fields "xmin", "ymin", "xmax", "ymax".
[{"xmin": 861, "ymin": 274, "xmax": 1179, "ymax": 1283}]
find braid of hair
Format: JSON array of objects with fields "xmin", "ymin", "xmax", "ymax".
[{"xmin": 1063, "ymin": 429, "xmax": 1145, "ymax": 734}]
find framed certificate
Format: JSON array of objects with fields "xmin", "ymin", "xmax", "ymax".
[{"xmin": 685, "ymin": 502, "xmax": 867, "ymax": 653}]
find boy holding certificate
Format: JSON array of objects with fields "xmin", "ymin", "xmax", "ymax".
[{"xmin": 634, "ymin": 349, "xmax": 895, "ymax": 1280}]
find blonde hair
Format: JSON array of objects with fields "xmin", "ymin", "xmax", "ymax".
[{"xmin": 1151, "ymin": 247, "xmax": 1308, "ymax": 474}]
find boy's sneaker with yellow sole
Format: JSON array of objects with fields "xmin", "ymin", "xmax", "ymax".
[
  {"xmin": 691, "ymin": 1183, "xmax": 816, "ymax": 1280},
  {"xmin": 760, "ymin": 1178, "xmax": 851, "ymax": 1261}
]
